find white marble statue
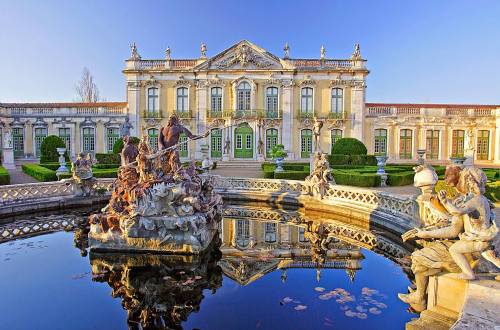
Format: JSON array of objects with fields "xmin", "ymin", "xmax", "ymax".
[
  {"xmin": 4, "ymin": 128, "xmax": 12, "ymax": 148},
  {"xmin": 313, "ymin": 117, "xmax": 324, "ymax": 152},
  {"xmin": 399, "ymin": 165, "xmax": 500, "ymax": 311}
]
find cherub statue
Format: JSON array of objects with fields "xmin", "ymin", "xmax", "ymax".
[{"xmin": 399, "ymin": 165, "xmax": 499, "ymax": 311}]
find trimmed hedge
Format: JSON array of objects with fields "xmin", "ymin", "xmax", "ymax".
[
  {"xmin": 328, "ymin": 154, "xmax": 377, "ymax": 166},
  {"xmin": 39, "ymin": 163, "xmax": 61, "ymax": 171},
  {"xmin": 113, "ymin": 136, "xmax": 140, "ymax": 154},
  {"xmin": 95, "ymin": 153, "xmax": 121, "ymax": 165},
  {"xmin": 332, "ymin": 169, "xmax": 381, "ymax": 187},
  {"xmin": 93, "ymin": 163, "xmax": 120, "ymax": 169},
  {"xmin": 0, "ymin": 166, "xmax": 10, "ymax": 185},
  {"xmin": 274, "ymin": 170, "xmax": 309, "ymax": 180},
  {"xmin": 22, "ymin": 164, "xmax": 59, "ymax": 181},
  {"xmin": 40, "ymin": 135, "xmax": 68, "ymax": 163},
  {"xmin": 331, "ymin": 138, "xmax": 367, "ymax": 155},
  {"xmin": 386, "ymin": 171, "xmax": 415, "ymax": 186},
  {"xmin": 23, "ymin": 164, "xmax": 118, "ymax": 181}
]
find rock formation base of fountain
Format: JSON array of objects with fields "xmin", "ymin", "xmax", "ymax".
[{"xmin": 88, "ymin": 119, "xmax": 222, "ymax": 254}]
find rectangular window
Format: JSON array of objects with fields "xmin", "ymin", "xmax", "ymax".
[
  {"xmin": 106, "ymin": 128, "xmax": 119, "ymax": 153},
  {"xmin": 177, "ymin": 87, "xmax": 188, "ymax": 112},
  {"xmin": 399, "ymin": 129, "xmax": 413, "ymax": 159},
  {"xmin": 477, "ymin": 130, "xmax": 489, "ymax": 160},
  {"xmin": 451, "ymin": 130, "xmax": 465, "ymax": 158},
  {"xmin": 12, "ymin": 127, "xmax": 24, "ymax": 157},
  {"xmin": 211, "ymin": 129, "xmax": 222, "ymax": 158},
  {"xmin": 236, "ymin": 134, "xmax": 242, "ymax": 149},
  {"xmin": 34, "ymin": 127, "xmax": 47, "ymax": 157},
  {"xmin": 301, "ymin": 130, "xmax": 312, "ymax": 158},
  {"xmin": 82, "ymin": 127, "xmax": 95, "ymax": 153},
  {"xmin": 245, "ymin": 135, "xmax": 252, "ymax": 149},
  {"xmin": 298, "ymin": 227, "xmax": 308, "ymax": 242},
  {"xmin": 179, "ymin": 133, "xmax": 188, "ymax": 157},
  {"xmin": 58, "ymin": 128, "xmax": 71, "ymax": 152},
  {"xmin": 211, "ymin": 87, "xmax": 222, "ymax": 112},
  {"xmin": 331, "ymin": 129, "xmax": 343, "ymax": 151},
  {"xmin": 148, "ymin": 88, "xmax": 158, "ymax": 112},
  {"xmin": 147, "ymin": 129, "xmax": 159, "ymax": 151},
  {"xmin": 264, "ymin": 223, "xmax": 277, "ymax": 243},
  {"xmin": 374, "ymin": 129, "xmax": 387, "ymax": 156},
  {"xmin": 426, "ymin": 130, "xmax": 440, "ymax": 160}
]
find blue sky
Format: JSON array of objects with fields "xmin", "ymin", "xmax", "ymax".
[{"xmin": 1, "ymin": 0, "xmax": 499, "ymax": 104}]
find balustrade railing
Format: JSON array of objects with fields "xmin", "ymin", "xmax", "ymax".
[{"xmin": 2, "ymin": 106, "xmax": 126, "ymax": 117}]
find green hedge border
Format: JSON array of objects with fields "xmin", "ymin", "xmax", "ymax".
[
  {"xmin": 0, "ymin": 166, "xmax": 10, "ymax": 185},
  {"xmin": 23, "ymin": 164, "xmax": 118, "ymax": 182}
]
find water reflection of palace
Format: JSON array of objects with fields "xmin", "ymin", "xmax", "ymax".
[
  {"xmin": 218, "ymin": 218, "xmax": 364, "ymax": 284},
  {"xmin": 87, "ymin": 217, "xmax": 366, "ymax": 329}
]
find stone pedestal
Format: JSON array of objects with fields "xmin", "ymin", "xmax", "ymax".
[{"xmin": 1, "ymin": 148, "xmax": 15, "ymax": 170}]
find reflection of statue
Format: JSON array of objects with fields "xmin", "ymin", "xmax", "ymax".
[
  {"xmin": 305, "ymin": 152, "xmax": 334, "ymax": 199},
  {"xmin": 313, "ymin": 117, "xmax": 323, "ymax": 151},
  {"xmin": 89, "ymin": 246, "xmax": 222, "ymax": 330},
  {"xmin": 399, "ymin": 165, "xmax": 500, "ymax": 311},
  {"xmin": 3, "ymin": 128, "xmax": 12, "ymax": 148},
  {"xmin": 120, "ymin": 117, "xmax": 133, "ymax": 137}
]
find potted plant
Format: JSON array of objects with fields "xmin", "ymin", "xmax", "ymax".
[{"xmin": 270, "ymin": 144, "xmax": 287, "ymax": 172}]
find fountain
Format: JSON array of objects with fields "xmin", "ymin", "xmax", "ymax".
[{"xmin": 88, "ymin": 114, "xmax": 223, "ymax": 254}]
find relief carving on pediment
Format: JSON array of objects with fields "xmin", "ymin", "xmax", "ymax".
[{"xmin": 214, "ymin": 44, "xmax": 274, "ymax": 69}]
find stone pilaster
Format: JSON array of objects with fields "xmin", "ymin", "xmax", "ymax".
[
  {"xmin": 350, "ymin": 85, "xmax": 366, "ymax": 142},
  {"xmin": 195, "ymin": 81, "xmax": 208, "ymax": 160},
  {"xmin": 281, "ymin": 80, "xmax": 294, "ymax": 159},
  {"xmin": 126, "ymin": 81, "xmax": 141, "ymax": 137}
]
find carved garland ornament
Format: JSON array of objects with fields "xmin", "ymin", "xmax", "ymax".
[{"xmin": 215, "ymin": 44, "xmax": 274, "ymax": 69}]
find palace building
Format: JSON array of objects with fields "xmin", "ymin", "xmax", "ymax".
[{"xmin": 1, "ymin": 40, "xmax": 499, "ymax": 164}]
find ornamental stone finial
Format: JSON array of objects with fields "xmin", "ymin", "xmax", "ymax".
[
  {"xmin": 284, "ymin": 42, "xmax": 290, "ymax": 59},
  {"xmin": 165, "ymin": 46, "xmax": 171, "ymax": 60},
  {"xmin": 351, "ymin": 43, "xmax": 361, "ymax": 60},
  {"xmin": 200, "ymin": 42, "xmax": 207, "ymax": 58},
  {"xmin": 320, "ymin": 45, "xmax": 326, "ymax": 59},
  {"xmin": 130, "ymin": 42, "xmax": 141, "ymax": 60}
]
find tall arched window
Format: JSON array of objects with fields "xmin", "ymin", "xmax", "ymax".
[
  {"xmin": 451, "ymin": 130, "xmax": 465, "ymax": 158},
  {"xmin": 82, "ymin": 127, "xmax": 95, "ymax": 154},
  {"xmin": 266, "ymin": 87, "xmax": 278, "ymax": 118},
  {"xmin": 176, "ymin": 87, "xmax": 188, "ymax": 113},
  {"xmin": 236, "ymin": 219, "xmax": 250, "ymax": 248},
  {"xmin": 147, "ymin": 128, "xmax": 159, "ymax": 151},
  {"xmin": 264, "ymin": 223, "xmax": 277, "ymax": 243},
  {"xmin": 106, "ymin": 127, "xmax": 120, "ymax": 153},
  {"xmin": 266, "ymin": 128, "xmax": 278, "ymax": 158},
  {"xmin": 374, "ymin": 128, "xmax": 387, "ymax": 156},
  {"xmin": 331, "ymin": 88, "xmax": 343, "ymax": 117},
  {"xmin": 301, "ymin": 129, "xmax": 313, "ymax": 158},
  {"xmin": 34, "ymin": 127, "xmax": 47, "ymax": 157},
  {"xmin": 399, "ymin": 129, "xmax": 412, "ymax": 159},
  {"xmin": 331, "ymin": 129, "xmax": 343, "ymax": 151},
  {"xmin": 58, "ymin": 128, "xmax": 71, "ymax": 153},
  {"xmin": 236, "ymin": 82, "xmax": 251, "ymax": 111},
  {"xmin": 147, "ymin": 87, "xmax": 158, "ymax": 113},
  {"xmin": 426, "ymin": 130, "xmax": 440, "ymax": 160},
  {"xmin": 12, "ymin": 127, "xmax": 24, "ymax": 158},
  {"xmin": 300, "ymin": 87, "xmax": 313, "ymax": 116},
  {"xmin": 477, "ymin": 130, "xmax": 490, "ymax": 160},
  {"xmin": 211, "ymin": 87, "xmax": 222, "ymax": 113},
  {"xmin": 211, "ymin": 128, "xmax": 222, "ymax": 158}
]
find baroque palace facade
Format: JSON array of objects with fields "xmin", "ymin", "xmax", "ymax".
[{"xmin": 1, "ymin": 40, "xmax": 499, "ymax": 164}]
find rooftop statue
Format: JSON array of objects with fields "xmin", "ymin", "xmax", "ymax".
[
  {"xmin": 88, "ymin": 114, "xmax": 221, "ymax": 254},
  {"xmin": 399, "ymin": 165, "xmax": 500, "ymax": 312}
]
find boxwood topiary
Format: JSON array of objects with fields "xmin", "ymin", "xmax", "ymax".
[
  {"xmin": 113, "ymin": 136, "xmax": 140, "ymax": 154},
  {"xmin": 40, "ymin": 135, "xmax": 68, "ymax": 163},
  {"xmin": 331, "ymin": 138, "xmax": 367, "ymax": 156}
]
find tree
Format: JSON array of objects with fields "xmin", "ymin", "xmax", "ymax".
[{"xmin": 75, "ymin": 67, "xmax": 100, "ymax": 102}]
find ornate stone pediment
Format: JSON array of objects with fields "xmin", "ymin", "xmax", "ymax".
[
  {"xmin": 219, "ymin": 257, "xmax": 280, "ymax": 285},
  {"xmin": 175, "ymin": 75, "xmax": 191, "ymax": 87},
  {"xmin": 195, "ymin": 40, "xmax": 286, "ymax": 70}
]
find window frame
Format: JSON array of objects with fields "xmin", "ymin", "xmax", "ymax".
[
  {"xmin": 300, "ymin": 87, "xmax": 314, "ymax": 115},
  {"xmin": 330, "ymin": 87, "xmax": 344, "ymax": 115}
]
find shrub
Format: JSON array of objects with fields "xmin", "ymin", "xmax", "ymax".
[
  {"xmin": 40, "ymin": 135, "xmax": 68, "ymax": 163},
  {"xmin": 113, "ymin": 136, "xmax": 140, "ymax": 154},
  {"xmin": 22, "ymin": 164, "xmax": 58, "ymax": 181},
  {"xmin": 331, "ymin": 138, "xmax": 367, "ymax": 156},
  {"xmin": 274, "ymin": 170, "xmax": 309, "ymax": 180},
  {"xmin": 485, "ymin": 181, "xmax": 500, "ymax": 203},
  {"xmin": 365, "ymin": 155, "xmax": 378, "ymax": 166},
  {"xmin": 269, "ymin": 144, "xmax": 287, "ymax": 159},
  {"xmin": 95, "ymin": 153, "xmax": 121, "ymax": 165},
  {"xmin": 0, "ymin": 166, "xmax": 10, "ymax": 185},
  {"xmin": 93, "ymin": 163, "xmax": 120, "ymax": 169},
  {"xmin": 93, "ymin": 168, "xmax": 118, "ymax": 178},
  {"xmin": 387, "ymin": 171, "xmax": 415, "ymax": 186},
  {"xmin": 333, "ymin": 169, "xmax": 381, "ymax": 187},
  {"xmin": 39, "ymin": 163, "xmax": 61, "ymax": 171},
  {"xmin": 328, "ymin": 154, "xmax": 350, "ymax": 165}
]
